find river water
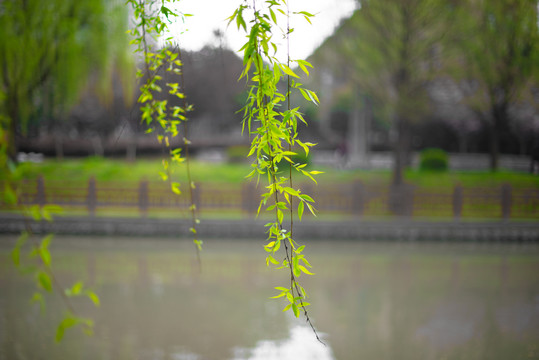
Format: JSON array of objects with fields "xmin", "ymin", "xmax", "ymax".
[{"xmin": 1, "ymin": 236, "xmax": 538, "ymax": 360}]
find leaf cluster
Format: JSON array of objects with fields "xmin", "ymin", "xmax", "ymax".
[
  {"xmin": 128, "ymin": 0, "xmax": 201, "ymax": 255},
  {"xmin": 12, "ymin": 227, "xmax": 100, "ymax": 342},
  {"xmin": 229, "ymin": 1, "xmax": 322, "ymax": 331}
]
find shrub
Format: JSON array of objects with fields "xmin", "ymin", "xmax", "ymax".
[{"xmin": 419, "ymin": 148, "xmax": 448, "ymax": 172}]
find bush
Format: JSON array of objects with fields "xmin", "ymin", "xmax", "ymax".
[{"xmin": 419, "ymin": 148, "xmax": 448, "ymax": 172}]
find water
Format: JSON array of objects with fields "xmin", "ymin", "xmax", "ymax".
[{"xmin": 1, "ymin": 236, "xmax": 538, "ymax": 360}]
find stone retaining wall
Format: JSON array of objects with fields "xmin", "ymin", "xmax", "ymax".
[{"xmin": 1, "ymin": 215, "xmax": 538, "ymax": 242}]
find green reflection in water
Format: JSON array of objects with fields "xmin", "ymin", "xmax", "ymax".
[{"xmin": 1, "ymin": 237, "xmax": 538, "ymax": 360}]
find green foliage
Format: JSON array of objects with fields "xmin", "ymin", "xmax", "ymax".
[
  {"xmin": 453, "ymin": 0, "xmax": 538, "ymax": 96},
  {"xmin": 419, "ymin": 148, "xmax": 449, "ymax": 172},
  {"xmin": 0, "ymin": 0, "xmax": 133, "ymax": 158},
  {"xmin": 127, "ymin": 0, "xmax": 201, "ymax": 259},
  {"xmin": 55, "ymin": 314, "xmax": 94, "ymax": 342},
  {"xmin": 229, "ymin": 0, "xmax": 322, "ymax": 340},
  {"xmin": 331, "ymin": 0, "xmax": 449, "ymax": 121},
  {"xmin": 450, "ymin": 0, "xmax": 538, "ymax": 171},
  {"xmin": 12, "ymin": 230, "xmax": 100, "ymax": 343}
]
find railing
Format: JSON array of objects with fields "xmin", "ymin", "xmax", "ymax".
[{"xmin": 4, "ymin": 177, "xmax": 539, "ymax": 220}]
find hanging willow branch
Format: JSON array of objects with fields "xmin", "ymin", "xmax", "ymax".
[
  {"xmin": 127, "ymin": 0, "xmax": 202, "ymax": 268},
  {"xmin": 228, "ymin": 0, "xmax": 323, "ymax": 343}
]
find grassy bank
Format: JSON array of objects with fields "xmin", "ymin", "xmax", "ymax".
[{"xmin": 12, "ymin": 156, "xmax": 539, "ymax": 188}]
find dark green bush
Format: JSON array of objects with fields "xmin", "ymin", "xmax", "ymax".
[{"xmin": 419, "ymin": 148, "xmax": 448, "ymax": 172}]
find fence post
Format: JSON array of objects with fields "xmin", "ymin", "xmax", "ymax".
[
  {"xmin": 138, "ymin": 180, "xmax": 149, "ymax": 217},
  {"xmin": 452, "ymin": 184, "xmax": 463, "ymax": 220},
  {"xmin": 351, "ymin": 180, "xmax": 364, "ymax": 216},
  {"xmin": 87, "ymin": 177, "xmax": 96, "ymax": 217},
  {"xmin": 388, "ymin": 183, "xmax": 414, "ymax": 217},
  {"xmin": 36, "ymin": 175, "xmax": 46, "ymax": 207},
  {"xmin": 241, "ymin": 182, "xmax": 257, "ymax": 216},
  {"xmin": 501, "ymin": 183, "xmax": 512, "ymax": 220}
]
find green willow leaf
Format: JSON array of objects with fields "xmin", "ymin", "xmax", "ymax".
[
  {"xmin": 171, "ymin": 182, "xmax": 181, "ymax": 195},
  {"xmin": 292, "ymin": 303, "xmax": 300, "ymax": 317},
  {"xmin": 37, "ymin": 271, "xmax": 52, "ymax": 292},
  {"xmin": 85, "ymin": 290, "xmax": 100, "ymax": 307},
  {"xmin": 55, "ymin": 316, "xmax": 79, "ymax": 342},
  {"xmin": 30, "ymin": 205, "xmax": 41, "ymax": 221},
  {"xmin": 297, "ymin": 201, "xmax": 304, "ymax": 220},
  {"xmin": 292, "ymin": 256, "xmax": 300, "ymax": 277},
  {"xmin": 39, "ymin": 234, "xmax": 53, "ymax": 267},
  {"xmin": 11, "ymin": 231, "xmax": 28, "ymax": 266},
  {"xmin": 299, "ymin": 265, "xmax": 314, "ymax": 275}
]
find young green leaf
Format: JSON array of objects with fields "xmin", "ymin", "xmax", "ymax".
[
  {"xmin": 299, "ymin": 265, "xmax": 314, "ymax": 275},
  {"xmin": 37, "ymin": 271, "xmax": 52, "ymax": 292},
  {"xmin": 297, "ymin": 201, "xmax": 304, "ymax": 221},
  {"xmin": 292, "ymin": 303, "xmax": 300, "ymax": 317},
  {"xmin": 171, "ymin": 182, "xmax": 181, "ymax": 195},
  {"xmin": 85, "ymin": 290, "xmax": 100, "ymax": 307},
  {"xmin": 55, "ymin": 316, "xmax": 79, "ymax": 342}
]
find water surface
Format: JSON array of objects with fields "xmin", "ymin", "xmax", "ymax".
[{"xmin": 1, "ymin": 237, "xmax": 538, "ymax": 359}]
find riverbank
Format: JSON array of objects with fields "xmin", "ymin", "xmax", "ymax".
[{"xmin": 1, "ymin": 214, "xmax": 538, "ymax": 242}]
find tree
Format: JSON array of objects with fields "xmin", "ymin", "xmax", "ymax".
[
  {"xmin": 309, "ymin": 0, "xmax": 451, "ymax": 190},
  {"xmin": 451, "ymin": 0, "xmax": 539, "ymax": 171},
  {"xmin": 349, "ymin": 0, "xmax": 451, "ymax": 185},
  {"xmin": 0, "ymin": 0, "xmax": 133, "ymax": 161},
  {"xmin": 174, "ymin": 46, "xmax": 246, "ymax": 134}
]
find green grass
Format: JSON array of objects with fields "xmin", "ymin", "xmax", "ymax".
[
  {"xmin": 12, "ymin": 156, "xmax": 539, "ymax": 189},
  {"xmin": 14, "ymin": 156, "xmax": 250, "ymax": 184}
]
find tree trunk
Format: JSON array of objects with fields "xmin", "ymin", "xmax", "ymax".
[
  {"xmin": 54, "ymin": 133, "xmax": 64, "ymax": 160},
  {"xmin": 127, "ymin": 140, "xmax": 137, "ymax": 162},
  {"xmin": 91, "ymin": 135, "xmax": 104, "ymax": 157},
  {"xmin": 488, "ymin": 123, "xmax": 499, "ymax": 171},
  {"xmin": 347, "ymin": 97, "xmax": 368, "ymax": 168},
  {"xmin": 458, "ymin": 131, "xmax": 467, "ymax": 153},
  {"xmin": 489, "ymin": 104, "xmax": 507, "ymax": 172},
  {"xmin": 389, "ymin": 116, "xmax": 413, "ymax": 216},
  {"xmin": 392, "ymin": 117, "xmax": 410, "ymax": 186},
  {"xmin": 6, "ymin": 93, "xmax": 20, "ymax": 163}
]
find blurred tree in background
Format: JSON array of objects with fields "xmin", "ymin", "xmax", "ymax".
[
  {"xmin": 449, "ymin": 0, "xmax": 539, "ymax": 171},
  {"xmin": 311, "ymin": 0, "xmax": 452, "ymax": 185},
  {"xmin": 307, "ymin": 0, "xmax": 538, "ymax": 178},
  {"xmin": 0, "ymin": 0, "xmax": 133, "ymax": 161}
]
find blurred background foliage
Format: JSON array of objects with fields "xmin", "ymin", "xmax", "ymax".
[
  {"xmin": 0, "ymin": 0, "xmax": 134, "ymax": 161},
  {"xmin": 0, "ymin": 0, "xmax": 537, "ymax": 181}
]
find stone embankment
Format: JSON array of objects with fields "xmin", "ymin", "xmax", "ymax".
[{"xmin": 1, "ymin": 214, "xmax": 538, "ymax": 242}]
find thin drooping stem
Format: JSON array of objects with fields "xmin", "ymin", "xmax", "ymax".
[
  {"xmin": 250, "ymin": 0, "xmax": 323, "ymax": 344},
  {"xmin": 283, "ymin": 3, "xmax": 322, "ymax": 344},
  {"xmin": 287, "ymin": 0, "xmax": 294, "ymax": 240},
  {"xmin": 178, "ymin": 47, "xmax": 202, "ymax": 272}
]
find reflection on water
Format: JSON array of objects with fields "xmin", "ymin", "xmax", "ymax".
[
  {"xmin": 416, "ymin": 296, "xmax": 484, "ymax": 349},
  {"xmin": 232, "ymin": 325, "xmax": 333, "ymax": 360},
  {"xmin": 496, "ymin": 295, "xmax": 539, "ymax": 335},
  {"xmin": 1, "ymin": 237, "xmax": 539, "ymax": 360}
]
